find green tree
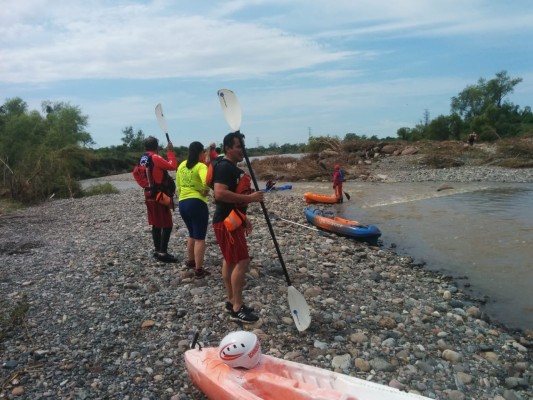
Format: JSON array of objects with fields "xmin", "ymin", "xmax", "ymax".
[
  {"xmin": 42, "ymin": 101, "xmax": 94, "ymax": 147},
  {"xmin": 451, "ymin": 70, "xmax": 522, "ymax": 121},
  {"xmin": 344, "ymin": 133, "xmax": 360, "ymax": 141},
  {"xmin": 0, "ymin": 98, "xmax": 95, "ymax": 203},
  {"xmin": 121, "ymin": 126, "xmax": 145, "ymax": 151},
  {"xmin": 426, "ymin": 115, "xmax": 454, "ymax": 141},
  {"xmin": 486, "ymin": 71, "xmax": 523, "ymax": 108},
  {"xmin": 396, "ymin": 127, "xmax": 411, "ymax": 141}
]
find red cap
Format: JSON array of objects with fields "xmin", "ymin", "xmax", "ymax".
[{"xmin": 334, "ymin": 164, "xmax": 340, "ymax": 169}]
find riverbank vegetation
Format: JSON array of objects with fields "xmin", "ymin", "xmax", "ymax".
[
  {"xmin": 396, "ymin": 71, "xmax": 533, "ymax": 142},
  {"xmin": 1, "ymin": 71, "xmax": 531, "ymax": 207}
]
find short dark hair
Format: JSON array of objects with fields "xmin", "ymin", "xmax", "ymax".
[
  {"xmin": 222, "ymin": 132, "xmax": 244, "ymax": 153},
  {"xmin": 144, "ymin": 136, "xmax": 159, "ymax": 151}
]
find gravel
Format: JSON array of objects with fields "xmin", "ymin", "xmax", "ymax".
[{"xmin": 1, "ymin": 164, "xmax": 531, "ymax": 399}]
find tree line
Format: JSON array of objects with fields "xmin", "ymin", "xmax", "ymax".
[
  {"xmin": 396, "ymin": 71, "xmax": 533, "ymax": 141},
  {"xmin": 1, "ymin": 70, "xmax": 531, "ymax": 204}
]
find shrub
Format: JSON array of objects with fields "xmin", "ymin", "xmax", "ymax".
[
  {"xmin": 83, "ymin": 182, "xmax": 119, "ymax": 196},
  {"xmin": 493, "ymin": 138, "xmax": 533, "ymax": 168},
  {"xmin": 0, "ymin": 293, "xmax": 30, "ymax": 343},
  {"xmin": 478, "ymin": 128, "xmax": 501, "ymax": 142},
  {"xmin": 0, "ymin": 198, "xmax": 24, "ymax": 214}
]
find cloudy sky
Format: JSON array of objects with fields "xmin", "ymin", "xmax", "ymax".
[{"xmin": 2, "ymin": 0, "xmax": 533, "ymax": 148}]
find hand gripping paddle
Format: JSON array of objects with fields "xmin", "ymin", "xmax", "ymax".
[{"xmin": 217, "ymin": 89, "xmax": 311, "ymax": 332}]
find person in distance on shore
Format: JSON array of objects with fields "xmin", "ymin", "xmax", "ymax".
[
  {"xmin": 467, "ymin": 132, "xmax": 478, "ymax": 146},
  {"xmin": 212, "ymin": 132, "xmax": 264, "ymax": 323},
  {"xmin": 333, "ymin": 164, "xmax": 344, "ymax": 203},
  {"xmin": 176, "ymin": 141, "xmax": 211, "ymax": 279},
  {"xmin": 141, "ymin": 136, "xmax": 178, "ymax": 263}
]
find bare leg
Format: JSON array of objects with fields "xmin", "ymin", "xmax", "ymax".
[
  {"xmin": 194, "ymin": 240, "xmax": 206, "ymax": 270},
  {"xmin": 186, "ymin": 237, "xmax": 194, "ymax": 263},
  {"xmin": 231, "ymin": 258, "xmax": 250, "ymax": 312},
  {"xmin": 222, "ymin": 259, "xmax": 236, "ymax": 304}
]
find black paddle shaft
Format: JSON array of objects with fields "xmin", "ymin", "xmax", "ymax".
[{"xmin": 236, "ymin": 132, "xmax": 292, "ymax": 287}]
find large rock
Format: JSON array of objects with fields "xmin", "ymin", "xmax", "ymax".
[
  {"xmin": 401, "ymin": 146, "xmax": 419, "ymax": 155},
  {"xmin": 381, "ymin": 145, "xmax": 398, "ymax": 154}
]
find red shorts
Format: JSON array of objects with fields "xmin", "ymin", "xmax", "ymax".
[
  {"xmin": 213, "ymin": 221, "xmax": 249, "ymax": 265},
  {"xmin": 146, "ymin": 199, "xmax": 173, "ymax": 228}
]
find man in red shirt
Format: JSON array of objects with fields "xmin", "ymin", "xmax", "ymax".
[{"xmin": 142, "ymin": 136, "xmax": 179, "ymax": 262}]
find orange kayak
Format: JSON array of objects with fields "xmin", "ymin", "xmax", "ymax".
[
  {"xmin": 185, "ymin": 347, "xmax": 430, "ymax": 400},
  {"xmin": 303, "ymin": 192, "xmax": 340, "ymax": 204}
]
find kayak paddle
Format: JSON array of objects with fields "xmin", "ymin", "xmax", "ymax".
[
  {"xmin": 155, "ymin": 103, "xmax": 171, "ymax": 143},
  {"xmin": 217, "ymin": 89, "xmax": 311, "ymax": 332},
  {"xmin": 344, "ymin": 191, "xmax": 351, "ymax": 200}
]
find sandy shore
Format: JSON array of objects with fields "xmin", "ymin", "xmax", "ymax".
[{"xmin": 1, "ymin": 165, "xmax": 532, "ymax": 399}]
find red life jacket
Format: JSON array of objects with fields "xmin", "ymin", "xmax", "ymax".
[{"xmin": 205, "ymin": 156, "xmax": 225, "ymax": 189}]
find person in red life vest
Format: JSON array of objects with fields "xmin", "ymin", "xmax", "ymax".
[
  {"xmin": 205, "ymin": 142, "xmax": 219, "ymax": 165},
  {"xmin": 212, "ymin": 132, "xmax": 264, "ymax": 323},
  {"xmin": 142, "ymin": 136, "xmax": 179, "ymax": 263},
  {"xmin": 204, "ymin": 143, "xmax": 218, "ymax": 167},
  {"xmin": 333, "ymin": 164, "xmax": 344, "ymax": 203}
]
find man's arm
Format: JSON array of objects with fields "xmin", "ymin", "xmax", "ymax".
[
  {"xmin": 214, "ymin": 183, "xmax": 263, "ymax": 204},
  {"xmin": 152, "ymin": 153, "xmax": 178, "ymax": 170}
]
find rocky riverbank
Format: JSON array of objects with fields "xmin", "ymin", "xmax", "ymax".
[
  {"xmin": 1, "ymin": 167, "xmax": 532, "ymax": 399},
  {"xmin": 367, "ymin": 155, "xmax": 533, "ymax": 183}
]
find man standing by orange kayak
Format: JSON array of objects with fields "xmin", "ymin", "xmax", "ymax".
[{"xmin": 333, "ymin": 164, "xmax": 344, "ymax": 203}]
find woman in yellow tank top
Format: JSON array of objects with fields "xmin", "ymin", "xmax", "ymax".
[{"xmin": 176, "ymin": 142, "xmax": 211, "ymax": 279}]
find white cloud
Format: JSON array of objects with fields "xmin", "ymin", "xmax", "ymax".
[
  {"xmin": 0, "ymin": 1, "xmax": 352, "ymax": 83},
  {"xmin": 4, "ymin": 0, "xmax": 531, "ymax": 83},
  {"xmin": 2, "ymin": 0, "xmax": 532, "ymax": 147}
]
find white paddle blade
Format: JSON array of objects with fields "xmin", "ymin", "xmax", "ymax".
[
  {"xmin": 155, "ymin": 103, "xmax": 169, "ymax": 133},
  {"xmin": 217, "ymin": 89, "xmax": 242, "ymax": 132},
  {"xmin": 288, "ymin": 286, "xmax": 311, "ymax": 331}
]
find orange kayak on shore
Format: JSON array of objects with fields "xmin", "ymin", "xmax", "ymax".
[
  {"xmin": 303, "ymin": 192, "xmax": 340, "ymax": 204},
  {"xmin": 185, "ymin": 347, "xmax": 431, "ymax": 400}
]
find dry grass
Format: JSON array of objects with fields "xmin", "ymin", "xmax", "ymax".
[
  {"xmin": 249, "ymin": 138, "xmax": 532, "ymax": 180},
  {"xmin": 251, "ymin": 155, "xmax": 329, "ymax": 181},
  {"xmin": 492, "ymin": 138, "xmax": 533, "ymax": 168},
  {"xmin": 249, "ymin": 153, "xmax": 371, "ymax": 182},
  {"xmin": 415, "ymin": 140, "xmax": 503, "ymax": 169},
  {"xmin": 413, "ymin": 138, "xmax": 533, "ymax": 169}
]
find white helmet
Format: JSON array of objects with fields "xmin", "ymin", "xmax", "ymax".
[{"xmin": 218, "ymin": 331, "xmax": 261, "ymax": 369}]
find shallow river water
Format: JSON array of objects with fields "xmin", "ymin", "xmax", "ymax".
[{"xmin": 338, "ymin": 181, "xmax": 533, "ymax": 331}]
